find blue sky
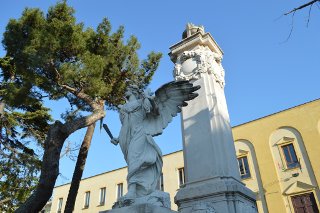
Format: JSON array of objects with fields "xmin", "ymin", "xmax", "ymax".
[{"xmin": 1, "ymin": 0, "xmax": 320, "ymax": 186}]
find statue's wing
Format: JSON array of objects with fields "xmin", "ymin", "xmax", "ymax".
[{"xmin": 143, "ymin": 80, "xmax": 200, "ymax": 136}]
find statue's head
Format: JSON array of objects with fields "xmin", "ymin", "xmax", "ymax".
[{"xmin": 125, "ymin": 84, "xmax": 142, "ymax": 100}]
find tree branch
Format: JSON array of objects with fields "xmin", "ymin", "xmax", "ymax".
[
  {"xmin": 63, "ymin": 107, "xmax": 105, "ymax": 135},
  {"xmin": 281, "ymin": 11, "xmax": 296, "ymax": 43},
  {"xmin": 0, "ymin": 198, "xmax": 10, "ymax": 205},
  {"xmin": 306, "ymin": 3, "xmax": 314, "ymax": 27},
  {"xmin": 60, "ymin": 84, "xmax": 102, "ymax": 110},
  {"xmin": 0, "ymin": 102, "xmax": 4, "ymax": 116},
  {"xmin": 48, "ymin": 61, "xmax": 101, "ymax": 109},
  {"xmin": 285, "ymin": 0, "xmax": 320, "ymax": 15},
  {"xmin": 50, "ymin": 60, "xmax": 61, "ymax": 81}
]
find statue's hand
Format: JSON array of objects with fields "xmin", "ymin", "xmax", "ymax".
[{"xmin": 111, "ymin": 137, "xmax": 119, "ymax": 146}]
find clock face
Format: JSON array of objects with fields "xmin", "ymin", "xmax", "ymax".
[{"xmin": 181, "ymin": 58, "xmax": 198, "ymax": 75}]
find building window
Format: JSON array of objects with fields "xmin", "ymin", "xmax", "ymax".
[
  {"xmin": 291, "ymin": 192, "xmax": 319, "ymax": 212},
  {"xmin": 117, "ymin": 183, "xmax": 123, "ymax": 199},
  {"xmin": 99, "ymin": 187, "xmax": 106, "ymax": 205},
  {"xmin": 281, "ymin": 143, "xmax": 299, "ymax": 169},
  {"xmin": 157, "ymin": 173, "xmax": 164, "ymax": 191},
  {"xmin": 57, "ymin": 198, "xmax": 63, "ymax": 213},
  {"xmin": 84, "ymin": 191, "xmax": 90, "ymax": 208},
  {"xmin": 178, "ymin": 168, "xmax": 185, "ymax": 187},
  {"xmin": 237, "ymin": 156, "xmax": 251, "ymax": 179}
]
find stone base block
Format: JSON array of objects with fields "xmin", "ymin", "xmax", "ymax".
[
  {"xmin": 175, "ymin": 177, "xmax": 257, "ymax": 213},
  {"xmin": 100, "ymin": 203, "xmax": 177, "ymax": 213},
  {"xmin": 113, "ymin": 190, "xmax": 171, "ymax": 209}
]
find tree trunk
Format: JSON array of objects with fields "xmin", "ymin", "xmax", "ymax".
[
  {"xmin": 64, "ymin": 122, "xmax": 96, "ymax": 213},
  {"xmin": 15, "ymin": 121, "xmax": 68, "ymax": 213},
  {"xmin": 15, "ymin": 108, "xmax": 105, "ymax": 213}
]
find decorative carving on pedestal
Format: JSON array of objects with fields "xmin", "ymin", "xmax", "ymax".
[
  {"xmin": 173, "ymin": 46, "xmax": 225, "ymax": 88},
  {"xmin": 191, "ymin": 202, "xmax": 216, "ymax": 213}
]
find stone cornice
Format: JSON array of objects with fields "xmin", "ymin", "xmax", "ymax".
[{"xmin": 169, "ymin": 32, "xmax": 223, "ymax": 63}]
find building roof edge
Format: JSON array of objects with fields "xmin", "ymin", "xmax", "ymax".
[{"xmin": 232, "ymin": 98, "xmax": 320, "ymax": 128}]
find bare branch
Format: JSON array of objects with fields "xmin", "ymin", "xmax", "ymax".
[
  {"xmin": 285, "ymin": 0, "xmax": 320, "ymax": 15},
  {"xmin": 60, "ymin": 141, "xmax": 71, "ymax": 159},
  {"xmin": 274, "ymin": 14, "xmax": 284, "ymax": 22},
  {"xmin": 306, "ymin": 4, "xmax": 314, "ymax": 27},
  {"xmin": 281, "ymin": 11, "xmax": 296, "ymax": 43},
  {"xmin": 60, "ymin": 140, "xmax": 80, "ymax": 160}
]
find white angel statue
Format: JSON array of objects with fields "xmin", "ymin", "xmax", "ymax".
[{"xmin": 111, "ymin": 80, "xmax": 200, "ymax": 204}]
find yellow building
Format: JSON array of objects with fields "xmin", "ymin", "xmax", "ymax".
[
  {"xmin": 233, "ymin": 99, "xmax": 320, "ymax": 213},
  {"xmin": 51, "ymin": 99, "xmax": 320, "ymax": 213}
]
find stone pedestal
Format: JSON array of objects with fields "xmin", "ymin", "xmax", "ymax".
[
  {"xmin": 113, "ymin": 190, "xmax": 171, "ymax": 209},
  {"xmin": 175, "ymin": 177, "xmax": 256, "ymax": 213},
  {"xmin": 169, "ymin": 23, "xmax": 257, "ymax": 213},
  {"xmin": 102, "ymin": 191, "xmax": 174, "ymax": 213},
  {"xmin": 100, "ymin": 203, "xmax": 177, "ymax": 213}
]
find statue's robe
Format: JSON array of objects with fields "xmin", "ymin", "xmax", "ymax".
[{"xmin": 118, "ymin": 98, "xmax": 163, "ymax": 197}]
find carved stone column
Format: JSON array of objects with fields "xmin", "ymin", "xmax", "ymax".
[{"xmin": 170, "ymin": 23, "xmax": 257, "ymax": 213}]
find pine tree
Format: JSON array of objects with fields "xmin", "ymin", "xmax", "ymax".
[
  {"xmin": 0, "ymin": 2, "xmax": 161, "ymax": 212},
  {"xmin": 0, "ymin": 57, "xmax": 51, "ymax": 212}
]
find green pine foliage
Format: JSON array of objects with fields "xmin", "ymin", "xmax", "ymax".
[
  {"xmin": 0, "ymin": 102, "xmax": 51, "ymax": 212},
  {"xmin": 0, "ymin": 1, "xmax": 161, "ymax": 211},
  {"xmin": 0, "ymin": 57, "xmax": 52, "ymax": 212},
  {"xmin": 2, "ymin": 2, "xmax": 161, "ymax": 110}
]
